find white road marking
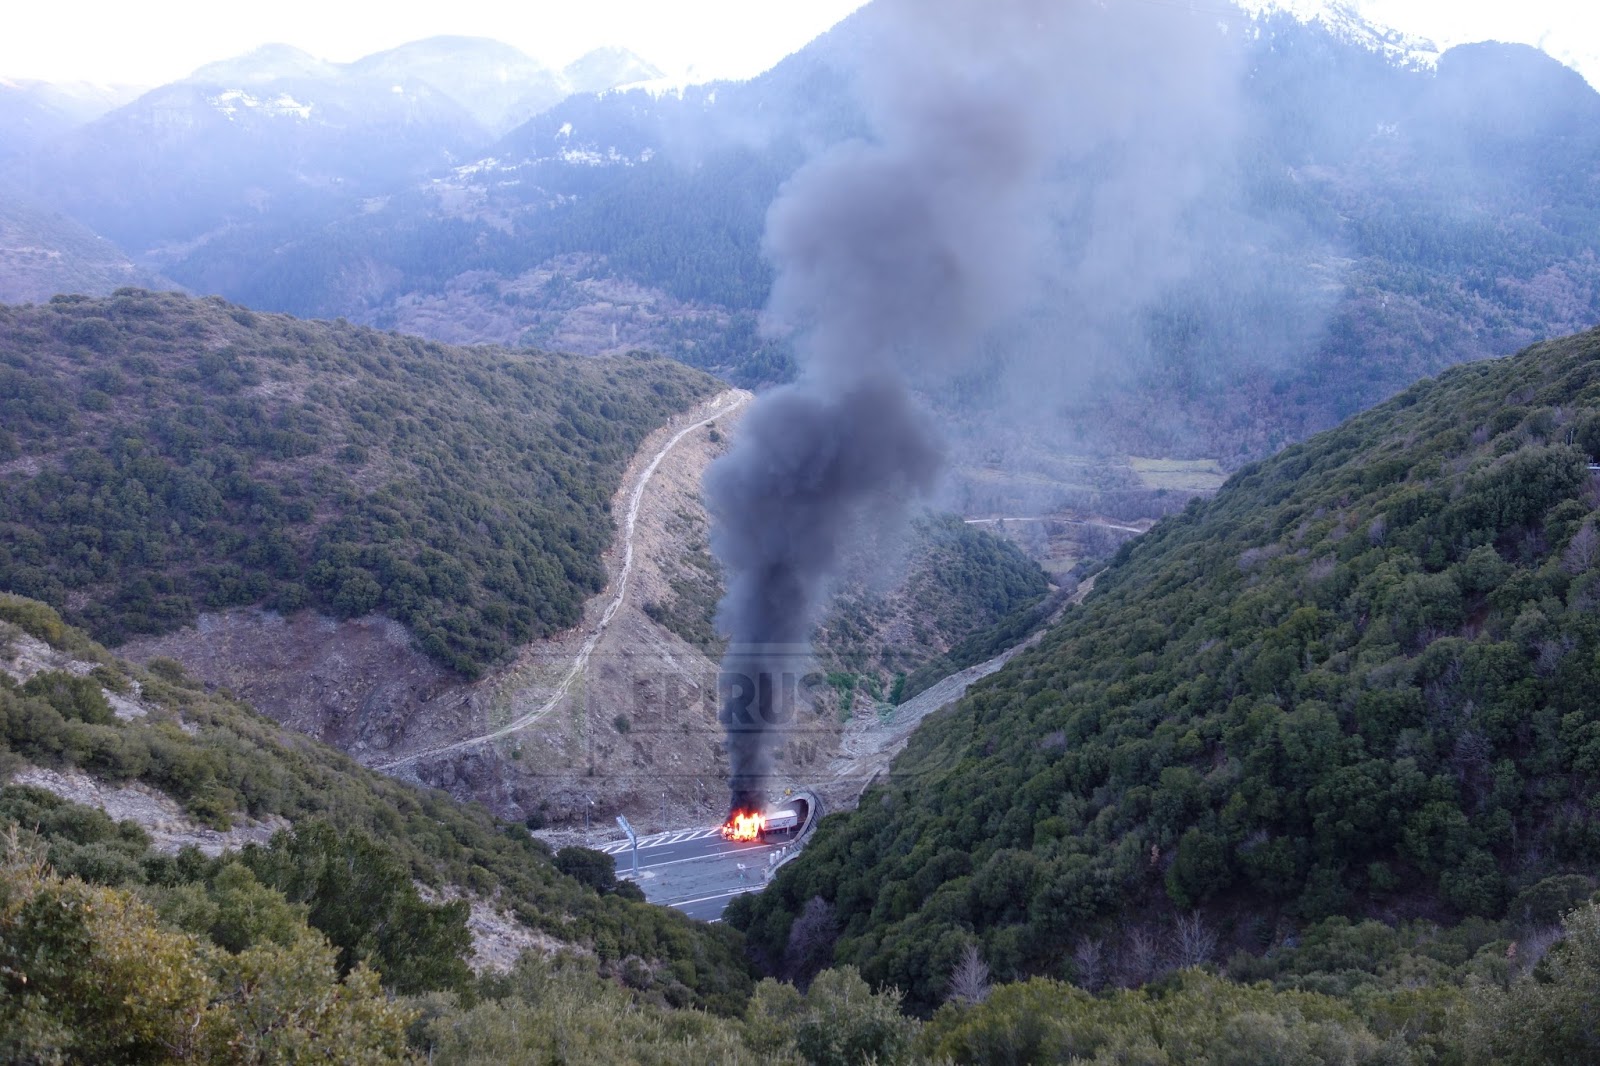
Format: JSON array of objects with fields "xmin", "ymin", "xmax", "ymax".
[{"xmin": 595, "ymin": 826, "xmax": 723, "ymax": 854}]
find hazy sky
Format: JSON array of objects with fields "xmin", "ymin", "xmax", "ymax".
[
  {"xmin": 0, "ymin": 0, "xmax": 872, "ymax": 85},
  {"xmin": 0, "ymin": 0, "xmax": 1595, "ymax": 90}
]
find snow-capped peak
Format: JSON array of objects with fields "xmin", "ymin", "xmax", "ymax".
[{"xmin": 1241, "ymin": 0, "xmax": 1440, "ymax": 71}]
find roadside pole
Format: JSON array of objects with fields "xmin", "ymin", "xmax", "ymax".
[{"xmin": 616, "ymin": 814, "xmax": 639, "ymax": 879}]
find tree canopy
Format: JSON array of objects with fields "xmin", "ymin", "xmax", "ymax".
[
  {"xmin": 733, "ymin": 325, "xmax": 1600, "ymax": 1012},
  {"xmin": 0, "ymin": 290, "xmax": 720, "ymax": 675}
]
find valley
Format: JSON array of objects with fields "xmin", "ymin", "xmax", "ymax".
[
  {"xmin": 7, "ymin": 2, "xmax": 1600, "ymax": 1063},
  {"xmin": 116, "ymin": 368, "xmax": 1128, "ymax": 836}
]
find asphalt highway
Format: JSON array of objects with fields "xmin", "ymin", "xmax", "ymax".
[{"xmin": 599, "ymin": 826, "xmax": 782, "ymax": 921}]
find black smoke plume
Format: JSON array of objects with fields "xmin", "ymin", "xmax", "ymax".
[
  {"xmin": 708, "ymin": 378, "xmax": 941, "ymax": 810},
  {"xmin": 708, "ymin": 1, "xmax": 1248, "ymax": 810},
  {"xmin": 705, "ymin": 0, "xmax": 1093, "ymax": 812}
]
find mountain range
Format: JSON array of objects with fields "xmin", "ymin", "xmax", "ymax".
[
  {"xmin": 8, "ymin": 6, "xmax": 1583, "ymax": 473},
  {"xmin": 0, "ymin": 36, "xmax": 662, "ymax": 294},
  {"xmin": 0, "ymin": 77, "xmax": 143, "ymax": 160}
]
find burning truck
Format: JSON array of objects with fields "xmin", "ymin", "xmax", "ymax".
[{"xmin": 720, "ymin": 794, "xmax": 813, "ymax": 843}]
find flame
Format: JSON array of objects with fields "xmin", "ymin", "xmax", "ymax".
[{"xmin": 721, "ymin": 809, "xmax": 765, "ymax": 842}]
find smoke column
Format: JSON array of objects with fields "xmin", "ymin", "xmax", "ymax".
[
  {"xmin": 704, "ymin": 0, "xmax": 1055, "ymax": 811},
  {"xmin": 706, "ymin": 0, "xmax": 1243, "ymax": 810}
]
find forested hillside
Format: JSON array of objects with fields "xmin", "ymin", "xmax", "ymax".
[
  {"xmin": 0, "ymin": 290, "xmax": 720, "ymax": 675},
  {"xmin": 5, "ymin": 591, "xmax": 1600, "ymax": 1063},
  {"xmin": 0, "ymin": 594, "xmax": 753, "ymax": 1032},
  {"xmin": 643, "ymin": 507, "xmax": 1052, "ymax": 707},
  {"xmin": 8, "ymin": 593, "xmax": 1597, "ymax": 1066},
  {"xmin": 813, "ymin": 515, "xmax": 1053, "ymax": 714},
  {"xmin": 733, "ymin": 325, "xmax": 1600, "ymax": 1014}
]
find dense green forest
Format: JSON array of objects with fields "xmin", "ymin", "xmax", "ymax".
[
  {"xmin": 15, "ymin": 790, "xmax": 1600, "ymax": 1065},
  {"xmin": 733, "ymin": 325, "xmax": 1600, "ymax": 1018},
  {"xmin": 897, "ymin": 586, "xmax": 1071, "ymax": 706},
  {"xmin": 0, "ymin": 290, "xmax": 720, "ymax": 675}
]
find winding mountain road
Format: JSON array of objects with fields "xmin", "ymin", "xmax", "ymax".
[{"xmin": 376, "ymin": 390, "xmax": 750, "ymax": 770}]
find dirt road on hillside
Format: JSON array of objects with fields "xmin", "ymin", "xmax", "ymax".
[{"xmin": 376, "ymin": 390, "xmax": 752, "ymax": 770}]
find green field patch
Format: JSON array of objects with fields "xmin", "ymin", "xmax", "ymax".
[{"xmin": 1127, "ymin": 455, "xmax": 1228, "ymax": 492}]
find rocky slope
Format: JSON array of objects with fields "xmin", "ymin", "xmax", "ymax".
[{"xmin": 0, "ymin": 591, "xmax": 754, "ymax": 1013}]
